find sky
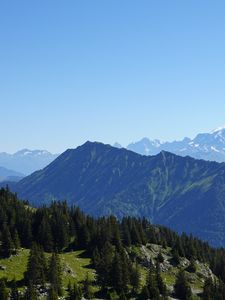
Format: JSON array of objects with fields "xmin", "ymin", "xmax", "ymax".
[{"xmin": 0, "ymin": 0, "xmax": 225, "ymax": 153}]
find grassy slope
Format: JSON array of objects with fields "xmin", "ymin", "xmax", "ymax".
[
  {"xmin": 0, "ymin": 244, "xmax": 212, "ymax": 299},
  {"xmin": 0, "ymin": 249, "xmax": 95, "ymax": 287}
]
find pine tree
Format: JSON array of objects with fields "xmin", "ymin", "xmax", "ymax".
[
  {"xmin": 147, "ymin": 268, "xmax": 160, "ymax": 299},
  {"xmin": 130, "ymin": 263, "xmax": 141, "ymax": 293},
  {"xmin": 1, "ymin": 224, "xmax": 14, "ymax": 257},
  {"xmin": 96, "ymin": 242, "xmax": 114, "ymax": 290},
  {"xmin": 186, "ymin": 258, "xmax": 196, "ymax": 273},
  {"xmin": 37, "ymin": 218, "xmax": 53, "ymax": 252},
  {"xmin": 67, "ymin": 281, "xmax": 82, "ymax": 300},
  {"xmin": 157, "ymin": 251, "xmax": 164, "ymax": 263},
  {"xmin": 111, "ymin": 252, "xmax": 124, "ymax": 293},
  {"xmin": 47, "ymin": 285, "xmax": 58, "ymax": 300},
  {"xmin": 12, "ymin": 229, "xmax": 20, "ymax": 254},
  {"xmin": 24, "ymin": 243, "xmax": 47, "ymax": 286},
  {"xmin": 171, "ymin": 247, "xmax": 180, "ymax": 265},
  {"xmin": 155, "ymin": 262, "xmax": 167, "ymax": 296},
  {"xmin": 119, "ymin": 291, "xmax": 127, "ymax": 300},
  {"xmin": 83, "ymin": 273, "xmax": 92, "ymax": 299},
  {"xmin": 202, "ymin": 277, "xmax": 214, "ymax": 300},
  {"xmin": 0, "ymin": 278, "xmax": 9, "ymax": 300},
  {"xmin": 48, "ymin": 252, "xmax": 62, "ymax": 296},
  {"xmin": 23, "ymin": 281, "xmax": 38, "ymax": 300},
  {"xmin": 92, "ymin": 247, "xmax": 101, "ymax": 269},
  {"xmin": 174, "ymin": 270, "xmax": 192, "ymax": 300},
  {"xmin": 140, "ymin": 286, "xmax": 150, "ymax": 300},
  {"xmin": 10, "ymin": 279, "xmax": 20, "ymax": 300}
]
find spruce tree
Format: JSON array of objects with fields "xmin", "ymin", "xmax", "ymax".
[
  {"xmin": 155, "ymin": 262, "xmax": 167, "ymax": 296},
  {"xmin": 47, "ymin": 285, "xmax": 58, "ymax": 300},
  {"xmin": 10, "ymin": 279, "xmax": 19, "ymax": 300},
  {"xmin": 0, "ymin": 278, "xmax": 9, "ymax": 300},
  {"xmin": 67, "ymin": 281, "xmax": 82, "ymax": 300},
  {"xmin": 48, "ymin": 252, "xmax": 62, "ymax": 296},
  {"xmin": 83, "ymin": 273, "xmax": 92, "ymax": 299},
  {"xmin": 130, "ymin": 263, "xmax": 141, "ymax": 293},
  {"xmin": 37, "ymin": 218, "xmax": 53, "ymax": 252},
  {"xmin": 111, "ymin": 252, "xmax": 124, "ymax": 293},
  {"xmin": 202, "ymin": 277, "xmax": 214, "ymax": 300},
  {"xmin": 12, "ymin": 229, "xmax": 20, "ymax": 254},
  {"xmin": 147, "ymin": 268, "xmax": 160, "ymax": 299},
  {"xmin": 1, "ymin": 224, "xmax": 14, "ymax": 257},
  {"xmin": 174, "ymin": 270, "xmax": 192, "ymax": 300},
  {"xmin": 23, "ymin": 281, "xmax": 38, "ymax": 300},
  {"xmin": 140, "ymin": 286, "xmax": 150, "ymax": 300},
  {"xmin": 24, "ymin": 243, "xmax": 47, "ymax": 286}
]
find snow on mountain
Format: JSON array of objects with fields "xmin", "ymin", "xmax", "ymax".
[
  {"xmin": 0, "ymin": 149, "xmax": 59, "ymax": 175},
  {"xmin": 126, "ymin": 126, "xmax": 225, "ymax": 162}
]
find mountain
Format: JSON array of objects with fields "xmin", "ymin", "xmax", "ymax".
[
  {"xmin": 10, "ymin": 141, "xmax": 225, "ymax": 247},
  {"xmin": 0, "ymin": 149, "xmax": 59, "ymax": 175},
  {"xmin": 127, "ymin": 126, "xmax": 225, "ymax": 162},
  {"xmin": 0, "ymin": 166, "xmax": 24, "ymax": 182}
]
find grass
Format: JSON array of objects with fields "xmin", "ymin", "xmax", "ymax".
[
  {"xmin": 60, "ymin": 250, "xmax": 96, "ymax": 286},
  {"xmin": 0, "ymin": 249, "xmax": 95, "ymax": 288},
  {"xmin": 0, "ymin": 248, "xmax": 29, "ymax": 282}
]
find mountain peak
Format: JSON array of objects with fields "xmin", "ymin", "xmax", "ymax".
[{"xmin": 211, "ymin": 125, "xmax": 225, "ymax": 134}]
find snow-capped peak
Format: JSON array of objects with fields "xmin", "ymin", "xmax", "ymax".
[{"xmin": 211, "ymin": 125, "xmax": 225, "ymax": 134}]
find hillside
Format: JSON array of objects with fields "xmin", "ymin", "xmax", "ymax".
[
  {"xmin": 12, "ymin": 141, "xmax": 225, "ymax": 247},
  {"xmin": 0, "ymin": 188, "xmax": 225, "ymax": 299}
]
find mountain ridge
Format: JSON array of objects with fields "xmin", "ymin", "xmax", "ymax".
[
  {"xmin": 126, "ymin": 126, "xmax": 225, "ymax": 162},
  {"xmin": 0, "ymin": 149, "xmax": 58, "ymax": 174},
  {"xmin": 8, "ymin": 141, "xmax": 225, "ymax": 247}
]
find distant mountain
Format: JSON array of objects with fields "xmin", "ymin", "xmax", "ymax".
[
  {"xmin": 0, "ymin": 166, "xmax": 24, "ymax": 182},
  {"xmin": 0, "ymin": 149, "xmax": 59, "ymax": 175},
  {"xmin": 127, "ymin": 126, "xmax": 225, "ymax": 162},
  {"xmin": 10, "ymin": 141, "xmax": 225, "ymax": 247}
]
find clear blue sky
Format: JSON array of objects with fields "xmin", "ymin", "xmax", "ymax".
[{"xmin": 1, "ymin": 1, "xmax": 225, "ymax": 153}]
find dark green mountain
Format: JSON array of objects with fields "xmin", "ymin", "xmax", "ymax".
[{"xmin": 13, "ymin": 141, "xmax": 225, "ymax": 247}]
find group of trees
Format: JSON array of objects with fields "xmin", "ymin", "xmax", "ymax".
[{"xmin": 1, "ymin": 187, "xmax": 225, "ymax": 298}]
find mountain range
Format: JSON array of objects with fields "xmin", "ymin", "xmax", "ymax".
[
  {"xmin": 122, "ymin": 125, "xmax": 225, "ymax": 162},
  {"xmin": 9, "ymin": 141, "xmax": 225, "ymax": 247},
  {"xmin": 0, "ymin": 166, "xmax": 24, "ymax": 182},
  {"xmin": 0, "ymin": 149, "xmax": 58, "ymax": 175},
  {"xmin": 1, "ymin": 125, "xmax": 225, "ymax": 177}
]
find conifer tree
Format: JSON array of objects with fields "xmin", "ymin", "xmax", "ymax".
[
  {"xmin": 1, "ymin": 224, "xmax": 14, "ymax": 257},
  {"xmin": 92, "ymin": 247, "xmax": 101, "ymax": 269},
  {"xmin": 174, "ymin": 270, "xmax": 192, "ymax": 300},
  {"xmin": 147, "ymin": 268, "xmax": 160, "ymax": 299},
  {"xmin": 12, "ymin": 229, "xmax": 20, "ymax": 254},
  {"xmin": 140, "ymin": 286, "xmax": 150, "ymax": 300},
  {"xmin": 157, "ymin": 251, "xmax": 164, "ymax": 263},
  {"xmin": 111, "ymin": 252, "xmax": 124, "ymax": 293},
  {"xmin": 96, "ymin": 242, "xmax": 114, "ymax": 290},
  {"xmin": 83, "ymin": 273, "xmax": 92, "ymax": 299},
  {"xmin": 48, "ymin": 252, "xmax": 62, "ymax": 296},
  {"xmin": 24, "ymin": 243, "xmax": 47, "ymax": 286},
  {"xmin": 23, "ymin": 281, "xmax": 38, "ymax": 300},
  {"xmin": 130, "ymin": 263, "xmax": 141, "ymax": 293},
  {"xmin": 0, "ymin": 278, "xmax": 9, "ymax": 300},
  {"xmin": 10, "ymin": 279, "xmax": 20, "ymax": 300},
  {"xmin": 202, "ymin": 277, "xmax": 214, "ymax": 300},
  {"xmin": 155, "ymin": 262, "xmax": 167, "ymax": 296},
  {"xmin": 47, "ymin": 285, "xmax": 58, "ymax": 300},
  {"xmin": 67, "ymin": 281, "xmax": 82, "ymax": 300},
  {"xmin": 37, "ymin": 218, "xmax": 53, "ymax": 252}
]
